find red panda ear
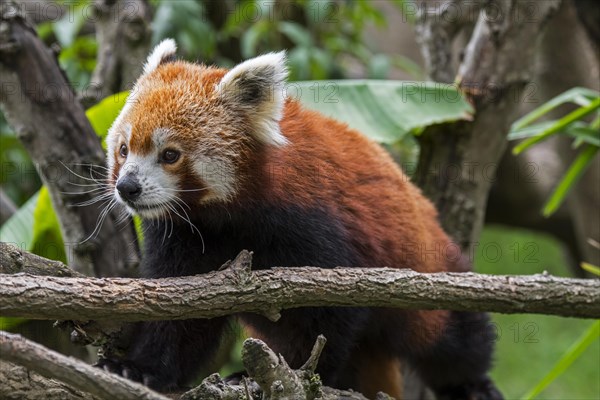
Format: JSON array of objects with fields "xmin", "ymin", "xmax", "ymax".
[
  {"xmin": 143, "ymin": 39, "xmax": 177, "ymax": 75},
  {"xmin": 216, "ymin": 52, "xmax": 289, "ymax": 147}
]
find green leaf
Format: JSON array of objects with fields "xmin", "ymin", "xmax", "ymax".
[
  {"xmin": 570, "ymin": 126, "xmax": 600, "ymax": 148},
  {"xmin": 512, "ymin": 87, "xmax": 600, "ymax": 130},
  {"xmin": 542, "ymin": 145, "xmax": 599, "ymax": 217},
  {"xmin": 509, "ymin": 120, "xmax": 561, "ymax": 141},
  {"xmin": 58, "ymin": 35, "xmax": 98, "ymax": 87},
  {"xmin": 241, "ymin": 21, "xmax": 269, "ymax": 59},
  {"xmin": 277, "ymin": 21, "xmax": 313, "ymax": 47},
  {"xmin": 36, "ymin": 21, "xmax": 54, "ymax": 41},
  {"xmin": 513, "ymin": 98, "xmax": 600, "ymax": 155},
  {"xmin": 32, "ymin": 187, "xmax": 66, "ymax": 263},
  {"xmin": 53, "ymin": 4, "xmax": 86, "ymax": 47},
  {"xmin": 85, "ymin": 91, "xmax": 130, "ymax": 148},
  {"xmin": 133, "ymin": 215, "xmax": 144, "ymax": 249},
  {"xmin": 151, "ymin": 0, "xmax": 206, "ymax": 59},
  {"xmin": 287, "ymin": 47, "xmax": 311, "ymax": 81},
  {"xmin": 0, "ymin": 317, "xmax": 26, "ymax": 331},
  {"xmin": 0, "ymin": 192, "xmax": 39, "ymax": 248},
  {"xmin": 523, "ymin": 320, "xmax": 600, "ymax": 399},
  {"xmin": 581, "ymin": 262, "xmax": 600, "ymax": 276},
  {"xmin": 509, "ymin": 121, "xmax": 600, "ymax": 147},
  {"xmin": 294, "ymin": 80, "xmax": 474, "ymax": 143}
]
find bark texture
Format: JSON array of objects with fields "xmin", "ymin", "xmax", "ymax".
[
  {"xmin": 415, "ymin": 0, "xmax": 562, "ymax": 250},
  {"xmin": 0, "ymin": 1, "xmax": 139, "ymax": 277},
  {"xmin": 1, "ymin": 332, "xmax": 378, "ymax": 400},
  {"xmin": 1, "ymin": 244, "xmax": 598, "ymax": 320},
  {"xmin": 0, "ymin": 360, "xmax": 101, "ymax": 400},
  {"xmin": 0, "ymin": 188, "xmax": 17, "ymax": 225},
  {"xmin": 0, "ymin": 331, "xmax": 169, "ymax": 400},
  {"xmin": 84, "ymin": 0, "xmax": 152, "ymax": 105}
]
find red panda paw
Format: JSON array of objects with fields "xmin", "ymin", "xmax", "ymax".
[{"xmin": 94, "ymin": 357, "xmax": 170, "ymax": 391}]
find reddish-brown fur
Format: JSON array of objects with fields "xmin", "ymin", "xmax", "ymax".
[
  {"xmin": 105, "ymin": 58, "xmax": 500, "ymax": 399},
  {"xmin": 118, "ymin": 61, "xmax": 459, "ymax": 366}
]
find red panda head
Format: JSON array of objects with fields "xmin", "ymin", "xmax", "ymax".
[{"xmin": 106, "ymin": 39, "xmax": 288, "ymax": 219}]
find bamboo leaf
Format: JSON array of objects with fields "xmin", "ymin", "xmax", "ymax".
[
  {"xmin": 542, "ymin": 145, "xmax": 599, "ymax": 217},
  {"xmin": 581, "ymin": 262, "xmax": 600, "ymax": 276},
  {"xmin": 523, "ymin": 321, "xmax": 600, "ymax": 399},
  {"xmin": 513, "ymin": 98, "xmax": 600, "ymax": 155},
  {"xmin": 512, "ymin": 87, "xmax": 600, "ymax": 130}
]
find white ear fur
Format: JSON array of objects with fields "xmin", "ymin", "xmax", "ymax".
[
  {"xmin": 143, "ymin": 39, "xmax": 177, "ymax": 75},
  {"xmin": 216, "ymin": 51, "xmax": 289, "ymax": 147}
]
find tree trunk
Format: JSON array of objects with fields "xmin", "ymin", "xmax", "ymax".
[
  {"xmin": 0, "ymin": 1, "xmax": 139, "ymax": 277},
  {"xmin": 414, "ymin": 0, "xmax": 562, "ymax": 250}
]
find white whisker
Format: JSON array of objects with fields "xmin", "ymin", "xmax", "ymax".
[
  {"xmin": 165, "ymin": 195, "xmax": 205, "ymax": 253},
  {"xmin": 80, "ymin": 198, "xmax": 116, "ymax": 244},
  {"xmin": 71, "ymin": 193, "xmax": 113, "ymax": 207},
  {"xmin": 60, "ymin": 161, "xmax": 105, "ymax": 183},
  {"xmin": 61, "ymin": 186, "xmax": 108, "ymax": 195}
]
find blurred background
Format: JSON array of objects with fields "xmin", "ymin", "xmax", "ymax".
[{"xmin": 1, "ymin": 1, "xmax": 598, "ymax": 399}]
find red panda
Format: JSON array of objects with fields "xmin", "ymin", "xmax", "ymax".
[{"xmin": 99, "ymin": 39, "xmax": 502, "ymax": 400}]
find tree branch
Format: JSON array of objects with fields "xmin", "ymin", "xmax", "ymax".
[
  {"xmin": 1, "ymin": 331, "xmax": 376, "ymax": 400},
  {"xmin": 0, "ymin": 331, "xmax": 169, "ymax": 400},
  {"xmin": 0, "ymin": 360, "xmax": 102, "ymax": 400},
  {"xmin": 0, "ymin": 188, "xmax": 17, "ymax": 225},
  {"xmin": 84, "ymin": 0, "xmax": 152, "ymax": 105},
  {"xmin": 1, "ymin": 243, "xmax": 598, "ymax": 320},
  {"xmin": 0, "ymin": 1, "xmax": 139, "ymax": 277}
]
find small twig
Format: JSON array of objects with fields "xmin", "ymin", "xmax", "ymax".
[{"xmin": 300, "ymin": 335, "xmax": 327, "ymax": 373}]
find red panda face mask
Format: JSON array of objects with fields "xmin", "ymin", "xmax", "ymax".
[{"xmin": 106, "ymin": 39, "xmax": 288, "ymax": 219}]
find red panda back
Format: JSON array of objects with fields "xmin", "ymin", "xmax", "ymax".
[{"xmin": 261, "ymin": 99, "xmax": 455, "ymax": 273}]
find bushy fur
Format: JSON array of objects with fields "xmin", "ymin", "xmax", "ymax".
[{"xmin": 100, "ymin": 40, "xmax": 503, "ymax": 400}]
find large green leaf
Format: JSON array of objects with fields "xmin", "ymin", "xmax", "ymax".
[
  {"xmin": 0, "ymin": 192, "xmax": 39, "ymax": 248},
  {"xmin": 293, "ymin": 80, "xmax": 474, "ymax": 143}
]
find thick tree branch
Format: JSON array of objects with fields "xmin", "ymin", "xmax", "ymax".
[
  {"xmin": 1, "ymin": 244, "xmax": 598, "ymax": 320},
  {"xmin": 0, "ymin": 331, "xmax": 169, "ymax": 400},
  {"xmin": 0, "ymin": 1, "xmax": 139, "ymax": 277}
]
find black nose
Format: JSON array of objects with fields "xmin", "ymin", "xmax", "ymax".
[{"xmin": 116, "ymin": 175, "xmax": 142, "ymax": 202}]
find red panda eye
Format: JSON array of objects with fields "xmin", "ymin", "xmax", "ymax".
[
  {"xmin": 161, "ymin": 149, "xmax": 180, "ymax": 164},
  {"xmin": 119, "ymin": 144, "xmax": 128, "ymax": 158}
]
